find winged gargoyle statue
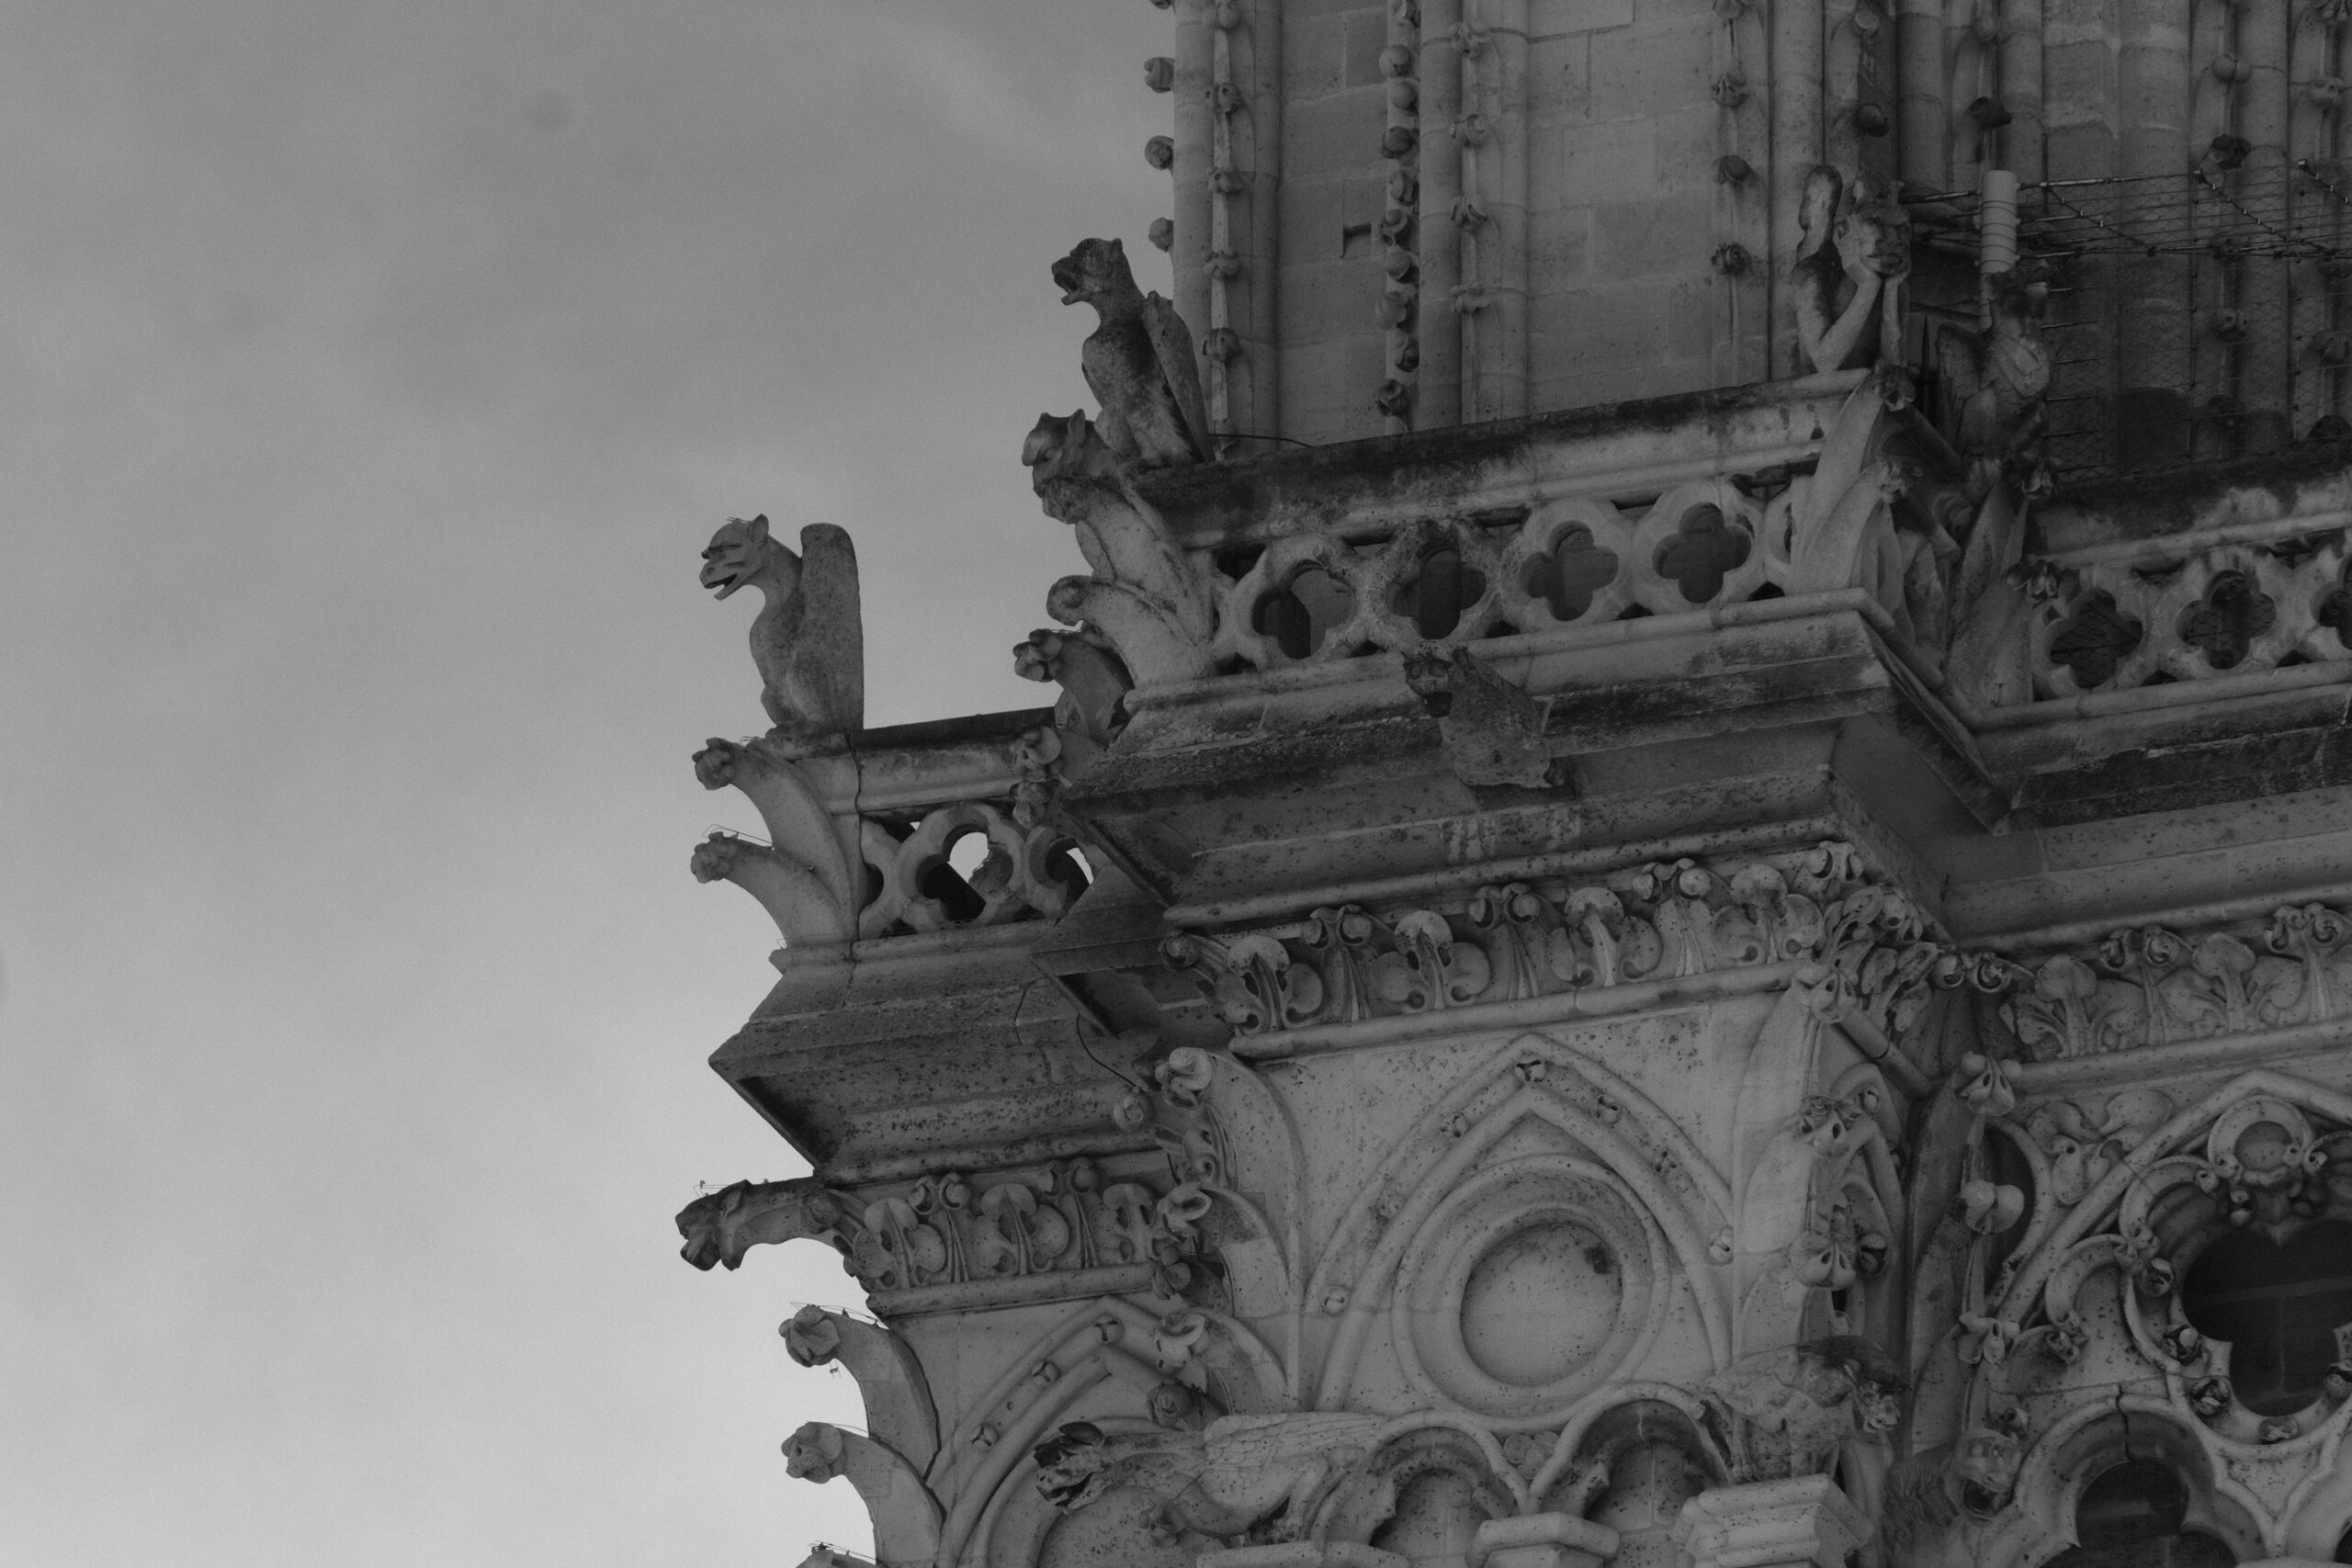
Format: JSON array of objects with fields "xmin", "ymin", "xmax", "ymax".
[
  {"xmin": 1052, "ymin": 237, "xmax": 1213, "ymax": 468},
  {"xmin": 699, "ymin": 514, "xmax": 863, "ymax": 743}
]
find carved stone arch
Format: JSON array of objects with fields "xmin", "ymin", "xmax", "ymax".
[
  {"xmin": 1731, "ymin": 985, "xmax": 1912, "ymax": 1359},
  {"xmin": 1306, "ymin": 1043, "xmax": 1737, "ymax": 1414},
  {"xmin": 1565, "ymin": 1396, "xmax": 1728, "ymax": 1568},
  {"xmin": 1996, "ymin": 1071, "xmax": 2352, "ymax": 1328},
  {"xmin": 936, "ymin": 1296, "xmax": 1272, "ymax": 1568},
  {"xmin": 978, "ymin": 1416, "xmax": 1180, "ymax": 1568},
  {"xmin": 1363, "ymin": 1426, "xmax": 1519, "ymax": 1558},
  {"xmin": 1990, "ymin": 1401, "xmax": 2264, "ymax": 1568}
]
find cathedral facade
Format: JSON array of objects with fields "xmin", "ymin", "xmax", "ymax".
[{"xmin": 674, "ymin": 1, "xmax": 2352, "ymax": 1564}]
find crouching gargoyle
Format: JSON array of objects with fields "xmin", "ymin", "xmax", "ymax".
[
  {"xmin": 1033, "ymin": 1413, "xmax": 1396, "ymax": 1546},
  {"xmin": 699, "ymin": 513, "xmax": 864, "ymax": 744},
  {"xmin": 1053, "ymin": 236, "xmax": 1213, "ymax": 468}
]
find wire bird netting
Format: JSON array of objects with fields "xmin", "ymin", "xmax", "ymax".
[{"xmin": 1911, "ymin": 164, "xmax": 2352, "ymax": 483}]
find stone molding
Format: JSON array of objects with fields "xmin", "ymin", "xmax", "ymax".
[
  {"xmin": 1162, "ymin": 840, "xmax": 1948, "ymax": 1052},
  {"xmin": 1987, "ymin": 903, "xmax": 2352, "ymax": 1063}
]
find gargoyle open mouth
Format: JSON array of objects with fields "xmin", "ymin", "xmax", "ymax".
[
  {"xmin": 700, "ymin": 564, "xmax": 742, "ymax": 596},
  {"xmin": 1050, "ymin": 256, "xmax": 1083, "ymax": 303}
]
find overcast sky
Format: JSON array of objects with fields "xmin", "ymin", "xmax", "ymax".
[{"xmin": 0, "ymin": 3, "xmax": 1174, "ymax": 1562}]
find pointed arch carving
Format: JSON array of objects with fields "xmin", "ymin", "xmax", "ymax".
[
  {"xmin": 1939, "ymin": 1069, "xmax": 2352, "ymax": 1561},
  {"xmin": 1306, "ymin": 1032, "xmax": 1736, "ymax": 1418},
  {"xmin": 927, "ymin": 1294, "xmax": 1287, "ymax": 1568}
]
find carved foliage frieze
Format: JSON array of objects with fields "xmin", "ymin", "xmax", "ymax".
[
  {"xmin": 1162, "ymin": 842, "xmax": 1946, "ymax": 1043},
  {"xmin": 1991, "ymin": 903, "xmax": 2352, "ymax": 1060}
]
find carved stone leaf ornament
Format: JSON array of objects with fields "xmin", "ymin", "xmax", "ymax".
[
  {"xmin": 1164, "ymin": 842, "xmax": 1951, "ymax": 1043},
  {"xmin": 1997, "ymin": 904, "xmax": 2352, "ymax": 1060}
]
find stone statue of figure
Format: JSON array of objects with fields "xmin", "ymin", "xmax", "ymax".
[
  {"xmin": 1936, "ymin": 262, "xmax": 2052, "ymax": 483},
  {"xmin": 698, "ymin": 513, "xmax": 864, "ymax": 742},
  {"xmin": 1793, "ymin": 166, "xmax": 1911, "ymax": 376},
  {"xmin": 1052, "ymin": 237, "xmax": 1214, "ymax": 468}
]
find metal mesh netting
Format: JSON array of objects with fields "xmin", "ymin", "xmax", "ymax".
[{"xmin": 1912, "ymin": 164, "xmax": 2352, "ymax": 482}]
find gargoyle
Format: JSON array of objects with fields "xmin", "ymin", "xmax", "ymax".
[
  {"xmin": 689, "ymin": 831, "xmax": 854, "ymax": 950},
  {"xmin": 780, "ymin": 1305, "xmax": 940, "ymax": 1474},
  {"xmin": 1881, "ymin": 1418, "xmax": 2025, "ymax": 1568},
  {"xmin": 783, "ymin": 1422, "xmax": 941, "ymax": 1568},
  {"xmin": 1936, "ymin": 264, "xmax": 2052, "ymax": 495},
  {"xmin": 690, "ymin": 738, "xmax": 859, "ymax": 948},
  {"xmin": 1701, "ymin": 1335, "xmax": 1906, "ymax": 1481},
  {"xmin": 1021, "ymin": 410, "xmax": 1216, "ymax": 684},
  {"xmin": 1013, "ymin": 626, "xmax": 1132, "ymax": 745},
  {"xmin": 1792, "ymin": 166, "xmax": 1910, "ymax": 376},
  {"xmin": 1401, "ymin": 646, "xmax": 1569, "ymax": 791},
  {"xmin": 1034, "ymin": 1412, "xmax": 1390, "ymax": 1544},
  {"xmin": 1052, "ymin": 236, "xmax": 1213, "ymax": 468},
  {"xmin": 700, "ymin": 514, "xmax": 864, "ymax": 743},
  {"xmin": 676, "ymin": 1177, "xmax": 858, "ymax": 1271}
]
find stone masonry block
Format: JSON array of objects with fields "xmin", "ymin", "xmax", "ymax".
[
  {"xmin": 1653, "ymin": 103, "xmax": 1724, "ymax": 192},
  {"xmin": 1281, "ymin": 256, "xmax": 1383, "ymax": 344},
  {"xmin": 1532, "ymin": 0, "xmax": 1635, "ymax": 35},
  {"xmin": 1663, "ymin": 271, "xmax": 1715, "ymax": 361},
  {"xmin": 1634, "ymin": 0, "xmax": 1714, "ymax": 27},
  {"xmin": 2045, "ymin": 125, "xmax": 2119, "ymax": 182},
  {"xmin": 1344, "ymin": 6, "xmax": 1389, "ymax": 87},
  {"xmin": 1284, "ymin": 88, "xmax": 1386, "ymax": 183},
  {"xmin": 1530, "ymin": 206, "xmax": 1593, "ymax": 289},
  {"xmin": 2042, "ymin": 40, "xmax": 2118, "ymax": 119},
  {"xmin": 1587, "ymin": 24, "xmax": 1712, "ymax": 121},
  {"xmin": 1590, "ymin": 195, "xmax": 1712, "ymax": 281},
  {"xmin": 2043, "ymin": 0, "xmax": 2119, "ymax": 48},
  {"xmin": 1528, "ymin": 34, "xmax": 1592, "ymax": 122},
  {"xmin": 1556, "ymin": 117, "xmax": 1657, "ymax": 205},
  {"xmin": 1280, "ymin": 177, "xmax": 1349, "ymax": 266},
  {"xmin": 1530, "ymin": 278, "xmax": 1675, "ymax": 373},
  {"xmin": 1284, "ymin": 11, "xmax": 1350, "ymax": 100}
]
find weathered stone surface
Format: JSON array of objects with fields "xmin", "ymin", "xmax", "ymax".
[{"xmin": 674, "ymin": 7, "xmax": 2352, "ymax": 1565}]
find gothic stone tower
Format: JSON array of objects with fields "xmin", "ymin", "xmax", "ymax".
[{"xmin": 674, "ymin": 2, "xmax": 2352, "ymax": 1566}]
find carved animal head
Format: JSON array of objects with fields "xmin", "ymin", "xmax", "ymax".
[
  {"xmin": 700, "ymin": 513, "xmax": 797, "ymax": 602},
  {"xmin": 1953, "ymin": 1425, "xmax": 2023, "ymax": 1513},
  {"xmin": 676, "ymin": 1180, "xmax": 749, "ymax": 1270},
  {"xmin": 782, "ymin": 1421, "xmax": 846, "ymax": 1482},
  {"xmin": 782, "ymin": 1304, "xmax": 843, "ymax": 1367},
  {"xmin": 1051, "ymin": 237, "xmax": 1141, "ymax": 310},
  {"xmin": 1032, "ymin": 1421, "xmax": 1112, "ymax": 1511}
]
